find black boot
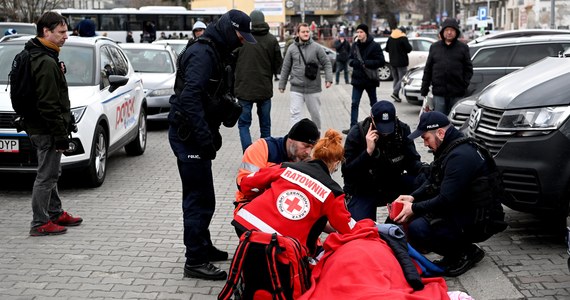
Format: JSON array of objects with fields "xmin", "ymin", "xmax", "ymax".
[
  {"xmin": 445, "ymin": 244, "xmax": 485, "ymax": 277},
  {"xmin": 184, "ymin": 262, "xmax": 227, "ymax": 280}
]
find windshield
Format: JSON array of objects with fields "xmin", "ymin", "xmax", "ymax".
[
  {"xmin": 122, "ymin": 48, "xmax": 174, "ymax": 73},
  {"xmin": 0, "ymin": 43, "xmax": 94, "ymax": 86}
]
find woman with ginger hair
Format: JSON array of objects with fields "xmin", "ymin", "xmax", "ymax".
[{"xmin": 232, "ymin": 129, "xmax": 355, "ymax": 254}]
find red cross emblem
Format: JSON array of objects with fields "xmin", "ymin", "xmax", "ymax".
[{"xmin": 285, "ymin": 196, "xmax": 303, "ymax": 213}]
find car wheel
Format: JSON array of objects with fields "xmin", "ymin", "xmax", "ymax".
[
  {"xmin": 124, "ymin": 108, "xmax": 147, "ymax": 156},
  {"xmin": 84, "ymin": 124, "xmax": 107, "ymax": 187},
  {"xmin": 378, "ymin": 63, "xmax": 392, "ymax": 81}
]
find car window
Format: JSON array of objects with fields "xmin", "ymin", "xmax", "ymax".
[
  {"xmin": 472, "ymin": 46, "xmax": 515, "ymax": 67},
  {"xmin": 412, "ymin": 40, "xmax": 432, "ymax": 51},
  {"xmin": 100, "ymin": 46, "xmax": 115, "ymax": 89},
  {"xmin": 510, "ymin": 43, "xmax": 564, "ymax": 67},
  {"xmin": 107, "ymin": 46, "xmax": 129, "ymax": 76},
  {"xmin": 61, "ymin": 46, "xmax": 94, "ymax": 86},
  {"xmin": 122, "ymin": 49, "xmax": 174, "ymax": 73}
]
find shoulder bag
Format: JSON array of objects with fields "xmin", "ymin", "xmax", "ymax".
[
  {"xmin": 355, "ymin": 46, "xmax": 380, "ymax": 82},
  {"xmin": 297, "ymin": 44, "xmax": 319, "ymax": 80}
]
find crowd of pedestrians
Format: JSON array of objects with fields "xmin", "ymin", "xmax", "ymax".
[{"xmin": 17, "ymin": 9, "xmax": 507, "ymax": 299}]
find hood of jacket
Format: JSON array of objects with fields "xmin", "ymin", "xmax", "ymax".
[
  {"xmin": 206, "ymin": 13, "xmax": 244, "ymax": 56},
  {"xmin": 252, "ymin": 22, "xmax": 270, "ymax": 35},
  {"xmin": 390, "ymin": 29, "xmax": 406, "ymax": 39},
  {"xmin": 439, "ymin": 18, "xmax": 461, "ymax": 41}
]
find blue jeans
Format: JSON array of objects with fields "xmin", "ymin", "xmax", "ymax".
[
  {"xmin": 168, "ymin": 125, "xmax": 216, "ymax": 264},
  {"xmin": 433, "ymin": 95, "xmax": 462, "ymax": 116},
  {"xmin": 335, "ymin": 61, "xmax": 349, "ymax": 84},
  {"xmin": 350, "ymin": 85, "xmax": 377, "ymax": 127},
  {"xmin": 30, "ymin": 135, "xmax": 64, "ymax": 227},
  {"xmin": 238, "ymin": 99, "xmax": 271, "ymax": 152},
  {"xmin": 392, "ymin": 66, "xmax": 407, "ymax": 95}
]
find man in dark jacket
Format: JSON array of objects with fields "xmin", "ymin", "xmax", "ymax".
[
  {"xmin": 333, "ymin": 32, "xmax": 350, "ymax": 84},
  {"xmin": 234, "ymin": 10, "xmax": 282, "ymax": 152},
  {"xmin": 385, "ymin": 26, "xmax": 412, "ymax": 102},
  {"xmin": 344, "ymin": 24, "xmax": 384, "ymax": 134},
  {"xmin": 167, "ymin": 9, "xmax": 256, "ymax": 281},
  {"xmin": 24, "ymin": 12, "xmax": 83, "ymax": 236},
  {"xmin": 393, "ymin": 112, "xmax": 506, "ymax": 277},
  {"xmin": 342, "ymin": 101, "xmax": 423, "ymax": 221},
  {"xmin": 420, "ymin": 19, "xmax": 473, "ymax": 115}
]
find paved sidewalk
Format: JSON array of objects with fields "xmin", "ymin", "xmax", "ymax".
[{"xmin": 0, "ymin": 81, "xmax": 569, "ymax": 299}]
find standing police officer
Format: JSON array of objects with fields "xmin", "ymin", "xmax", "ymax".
[
  {"xmin": 342, "ymin": 100, "xmax": 424, "ymax": 221},
  {"xmin": 167, "ymin": 9, "xmax": 256, "ymax": 281}
]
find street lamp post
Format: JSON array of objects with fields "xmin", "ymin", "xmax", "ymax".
[{"xmin": 301, "ymin": 0, "xmax": 305, "ymax": 23}]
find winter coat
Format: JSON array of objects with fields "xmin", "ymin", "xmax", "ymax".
[
  {"xmin": 24, "ymin": 37, "xmax": 71, "ymax": 143},
  {"xmin": 279, "ymin": 37, "xmax": 333, "ymax": 94},
  {"xmin": 234, "ymin": 22, "xmax": 282, "ymax": 101},
  {"xmin": 169, "ymin": 13, "xmax": 243, "ymax": 153},
  {"xmin": 342, "ymin": 117, "xmax": 423, "ymax": 198},
  {"xmin": 348, "ymin": 35, "xmax": 385, "ymax": 87},
  {"xmin": 333, "ymin": 39, "xmax": 350, "ymax": 63},
  {"xmin": 420, "ymin": 19, "xmax": 473, "ymax": 97},
  {"xmin": 385, "ymin": 29, "xmax": 413, "ymax": 68}
]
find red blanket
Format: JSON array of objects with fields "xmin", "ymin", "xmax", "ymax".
[{"xmin": 299, "ymin": 220, "xmax": 450, "ymax": 300}]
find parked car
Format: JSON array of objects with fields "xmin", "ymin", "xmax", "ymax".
[
  {"xmin": 0, "ymin": 22, "xmax": 36, "ymax": 37},
  {"xmin": 400, "ymin": 64, "xmax": 424, "ymax": 105},
  {"xmin": 378, "ymin": 36, "xmax": 437, "ymax": 81},
  {"xmin": 152, "ymin": 39, "xmax": 188, "ymax": 56},
  {"xmin": 421, "ymin": 35, "xmax": 570, "ymax": 122},
  {"xmin": 468, "ymin": 29, "xmax": 570, "ymax": 45},
  {"xmin": 120, "ymin": 43, "xmax": 177, "ymax": 121},
  {"xmin": 464, "ymin": 55, "xmax": 570, "ymax": 222},
  {"xmin": 0, "ymin": 36, "xmax": 147, "ymax": 187}
]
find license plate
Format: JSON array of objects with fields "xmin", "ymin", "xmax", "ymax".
[{"xmin": 0, "ymin": 139, "xmax": 19, "ymax": 153}]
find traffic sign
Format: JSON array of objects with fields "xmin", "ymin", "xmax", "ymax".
[{"xmin": 478, "ymin": 7, "xmax": 487, "ymax": 20}]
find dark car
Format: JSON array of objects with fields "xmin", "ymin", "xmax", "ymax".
[{"xmin": 465, "ymin": 56, "xmax": 570, "ymax": 221}]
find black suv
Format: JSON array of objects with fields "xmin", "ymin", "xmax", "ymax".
[{"xmin": 465, "ymin": 55, "xmax": 570, "ymax": 219}]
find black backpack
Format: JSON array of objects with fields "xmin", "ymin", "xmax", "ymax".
[{"xmin": 8, "ymin": 48, "xmax": 37, "ymax": 116}]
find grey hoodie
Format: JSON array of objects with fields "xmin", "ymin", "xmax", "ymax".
[{"xmin": 279, "ymin": 37, "xmax": 333, "ymax": 94}]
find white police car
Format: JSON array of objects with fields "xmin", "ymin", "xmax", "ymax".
[{"xmin": 0, "ymin": 36, "xmax": 147, "ymax": 187}]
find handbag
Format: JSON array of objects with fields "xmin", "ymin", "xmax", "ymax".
[
  {"xmin": 297, "ymin": 45, "xmax": 319, "ymax": 80},
  {"xmin": 355, "ymin": 46, "xmax": 380, "ymax": 82}
]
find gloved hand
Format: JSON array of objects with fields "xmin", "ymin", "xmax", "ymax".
[
  {"xmin": 54, "ymin": 137, "xmax": 70, "ymax": 151},
  {"xmin": 200, "ymin": 143, "xmax": 217, "ymax": 160}
]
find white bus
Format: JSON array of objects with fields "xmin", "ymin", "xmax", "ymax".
[{"xmin": 54, "ymin": 6, "xmax": 224, "ymax": 43}]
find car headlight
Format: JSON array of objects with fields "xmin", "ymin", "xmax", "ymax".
[
  {"xmin": 147, "ymin": 88, "xmax": 174, "ymax": 97},
  {"xmin": 498, "ymin": 106, "xmax": 570, "ymax": 131},
  {"xmin": 71, "ymin": 106, "xmax": 87, "ymax": 123}
]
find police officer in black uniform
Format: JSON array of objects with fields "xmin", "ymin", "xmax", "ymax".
[
  {"xmin": 167, "ymin": 9, "xmax": 256, "ymax": 281},
  {"xmin": 342, "ymin": 100, "xmax": 424, "ymax": 221},
  {"xmin": 393, "ymin": 111, "xmax": 506, "ymax": 277}
]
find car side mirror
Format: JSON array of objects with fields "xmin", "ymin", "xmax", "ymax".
[{"xmin": 108, "ymin": 75, "xmax": 129, "ymax": 93}]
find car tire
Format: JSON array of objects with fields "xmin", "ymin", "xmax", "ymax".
[
  {"xmin": 124, "ymin": 108, "xmax": 147, "ymax": 156},
  {"xmin": 84, "ymin": 124, "xmax": 107, "ymax": 187},
  {"xmin": 378, "ymin": 63, "xmax": 392, "ymax": 81}
]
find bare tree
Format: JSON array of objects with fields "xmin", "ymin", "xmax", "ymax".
[{"xmin": 1, "ymin": 0, "xmax": 65, "ymax": 22}]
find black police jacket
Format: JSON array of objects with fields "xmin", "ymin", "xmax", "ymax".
[{"xmin": 342, "ymin": 117, "xmax": 423, "ymax": 197}]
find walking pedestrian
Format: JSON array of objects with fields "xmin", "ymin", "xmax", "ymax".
[
  {"xmin": 333, "ymin": 32, "xmax": 350, "ymax": 85},
  {"xmin": 420, "ymin": 19, "xmax": 473, "ymax": 115},
  {"xmin": 343, "ymin": 23, "xmax": 384, "ymax": 134},
  {"xmin": 234, "ymin": 10, "xmax": 283, "ymax": 152},
  {"xmin": 25, "ymin": 12, "xmax": 83, "ymax": 236},
  {"xmin": 385, "ymin": 26, "xmax": 412, "ymax": 102},
  {"xmin": 279, "ymin": 23, "xmax": 333, "ymax": 130},
  {"xmin": 167, "ymin": 9, "xmax": 256, "ymax": 281}
]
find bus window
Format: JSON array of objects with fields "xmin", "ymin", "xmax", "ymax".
[
  {"xmin": 67, "ymin": 15, "xmax": 98, "ymax": 32},
  {"xmin": 101, "ymin": 15, "xmax": 126, "ymax": 31},
  {"xmin": 158, "ymin": 15, "xmax": 183, "ymax": 31}
]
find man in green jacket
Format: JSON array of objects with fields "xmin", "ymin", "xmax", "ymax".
[
  {"xmin": 234, "ymin": 10, "xmax": 283, "ymax": 152},
  {"xmin": 24, "ymin": 12, "xmax": 83, "ymax": 236}
]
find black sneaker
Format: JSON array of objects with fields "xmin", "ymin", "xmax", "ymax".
[
  {"xmin": 184, "ymin": 262, "xmax": 227, "ymax": 281},
  {"xmin": 391, "ymin": 93, "xmax": 402, "ymax": 103},
  {"xmin": 207, "ymin": 246, "xmax": 229, "ymax": 262},
  {"xmin": 445, "ymin": 244, "xmax": 485, "ymax": 277},
  {"xmin": 342, "ymin": 129, "xmax": 350, "ymax": 135}
]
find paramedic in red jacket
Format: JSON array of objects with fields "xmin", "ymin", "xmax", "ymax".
[{"xmin": 233, "ymin": 129, "xmax": 356, "ymax": 254}]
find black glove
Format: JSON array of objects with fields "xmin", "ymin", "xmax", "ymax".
[
  {"xmin": 200, "ymin": 143, "xmax": 217, "ymax": 160},
  {"xmin": 54, "ymin": 137, "xmax": 70, "ymax": 151}
]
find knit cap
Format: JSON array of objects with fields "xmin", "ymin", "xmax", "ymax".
[{"xmin": 288, "ymin": 119, "xmax": 320, "ymax": 145}]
